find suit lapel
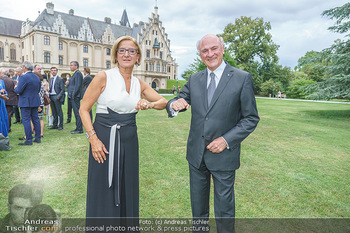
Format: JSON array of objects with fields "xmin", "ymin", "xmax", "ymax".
[{"xmin": 207, "ymin": 66, "xmax": 234, "ymax": 112}]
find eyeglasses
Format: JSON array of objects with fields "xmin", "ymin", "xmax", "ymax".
[{"xmin": 117, "ymin": 48, "xmax": 138, "ymax": 55}]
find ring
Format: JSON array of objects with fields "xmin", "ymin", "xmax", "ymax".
[{"xmin": 143, "ymin": 102, "xmax": 147, "ymax": 106}]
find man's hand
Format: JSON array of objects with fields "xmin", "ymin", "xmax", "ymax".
[
  {"xmin": 206, "ymin": 137, "xmax": 228, "ymax": 154},
  {"xmin": 172, "ymin": 98, "xmax": 190, "ymax": 111}
]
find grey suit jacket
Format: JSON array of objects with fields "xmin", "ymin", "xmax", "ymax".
[
  {"xmin": 167, "ymin": 63, "xmax": 259, "ymax": 171},
  {"xmin": 50, "ymin": 76, "xmax": 65, "ymax": 102}
]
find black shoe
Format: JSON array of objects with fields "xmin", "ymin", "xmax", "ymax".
[
  {"xmin": 49, "ymin": 126, "xmax": 58, "ymax": 129},
  {"xmin": 18, "ymin": 136, "xmax": 26, "ymax": 140},
  {"xmin": 18, "ymin": 141, "xmax": 32, "ymax": 146},
  {"xmin": 57, "ymin": 127, "xmax": 63, "ymax": 130},
  {"xmin": 34, "ymin": 139, "xmax": 41, "ymax": 143},
  {"xmin": 13, "ymin": 121, "xmax": 19, "ymax": 124},
  {"xmin": 71, "ymin": 130, "xmax": 83, "ymax": 134},
  {"xmin": 65, "ymin": 120, "xmax": 71, "ymax": 124},
  {"xmin": 70, "ymin": 129, "xmax": 78, "ymax": 132}
]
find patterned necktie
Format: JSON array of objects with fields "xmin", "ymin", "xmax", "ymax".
[{"xmin": 207, "ymin": 72, "xmax": 216, "ymax": 106}]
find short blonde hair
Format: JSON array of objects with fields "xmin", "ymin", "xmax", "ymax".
[{"xmin": 111, "ymin": 36, "xmax": 142, "ymax": 66}]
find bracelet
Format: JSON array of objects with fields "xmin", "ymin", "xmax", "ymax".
[{"xmin": 86, "ymin": 129, "xmax": 96, "ymax": 138}]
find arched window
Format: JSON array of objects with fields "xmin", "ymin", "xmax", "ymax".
[{"xmin": 10, "ymin": 43, "xmax": 16, "ymax": 61}]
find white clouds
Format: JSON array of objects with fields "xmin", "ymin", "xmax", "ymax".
[{"xmin": 1, "ymin": 0, "xmax": 348, "ymax": 77}]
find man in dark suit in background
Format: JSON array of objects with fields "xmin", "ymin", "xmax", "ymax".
[
  {"xmin": 167, "ymin": 34, "xmax": 260, "ymax": 233},
  {"xmin": 82, "ymin": 67, "xmax": 93, "ymax": 121},
  {"xmin": 67, "ymin": 61, "xmax": 83, "ymax": 134},
  {"xmin": 11, "ymin": 67, "xmax": 22, "ymax": 124},
  {"xmin": 0, "ymin": 69, "xmax": 17, "ymax": 133},
  {"xmin": 15, "ymin": 61, "xmax": 41, "ymax": 145},
  {"xmin": 48, "ymin": 67, "xmax": 65, "ymax": 131}
]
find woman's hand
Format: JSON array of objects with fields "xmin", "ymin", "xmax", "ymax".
[
  {"xmin": 135, "ymin": 99, "xmax": 154, "ymax": 110},
  {"xmin": 89, "ymin": 135, "xmax": 108, "ymax": 163}
]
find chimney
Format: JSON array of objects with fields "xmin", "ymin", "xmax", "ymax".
[
  {"xmin": 46, "ymin": 2, "xmax": 54, "ymax": 15},
  {"xmin": 69, "ymin": 9, "xmax": 74, "ymax": 15},
  {"xmin": 104, "ymin": 17, "xmax": 111, "ymax": 24}
]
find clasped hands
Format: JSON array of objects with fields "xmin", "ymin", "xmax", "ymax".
[
  {"xmin": 171, "ymin": 98, "xmax": 190, "ymax": 111},
  {"xmin": 135, "ymin": 99, "xmax": 154, "ymax": 110}
]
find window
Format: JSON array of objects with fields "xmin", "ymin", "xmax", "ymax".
[
  {"xmin": 44, "ymin": 52, "xmax": 50, "ymax": 63},
  {"xmin": 32, "ymin": 36, "xmax": 34, "ymax": 45},
  {"xmin": 146, "ymin": 50, "xmax": 150, "ymax": 58},
  {"xmin": 156, "ymin": 63, "xmax": 160, "ymax": 72},
  {"xmin": 106, "ymin": 48, "xmax": 111, "ymax": 55},
  {"xmin": 146, "ymin": 63, "xmax": 148, "ymax": 71},
  {"xmin": 160, "ymin": 52, "xmax": 163, "ymax": 59},
  {"xmin": 10, "ymin": 45, "xmax": 16, "ymax": 60},
  {"xmin": 44, "ymin": 36, "xmax": 50, "ymax": 45},
  {"xmin": 83, "ymin": 58, "xmax": 88, "ymax": 67},
  {"xmin": 83, "ymin": 45, "xmax": 88, "ymax": 53},
  {"xmin": 59, "ymin": 41, "xmax": 63, "ymax": 50},
  {"xmin": 150, "ymin": 63, "xmax": 154, "ymax": 71},
  {"xmin": 59, "ymin": 56, "xmax": 63, "ymax": 65},
  {"xmin": 0, "ymin": 44, "xmax": 4, "ymax": 61},
  {"xmin": 106, "ymin": 61, "xmax": 111, "ymax": 69}
]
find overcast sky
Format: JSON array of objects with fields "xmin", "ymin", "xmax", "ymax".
[{"xmin": 2, "ymin": 0, "xmax": 348, "ymax": 77}]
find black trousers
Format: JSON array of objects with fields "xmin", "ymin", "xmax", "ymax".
[
  {"xmin": 12, "ymin": 105, "xmax": 20, "ymax": 122},
  {"xmin": 189, "ymin": 159, "xmax": 236, "ymax": 233},
  {"xmin": 67, "ymin": 97, "xmax": 72, "ymax": 121},
  {"xmin": 70, "ymin": 97, "xmax": 82, "ymax": 131},
  {"xmin": 50, "ymin": 95, "xmax": 63, "ymax": 128}
]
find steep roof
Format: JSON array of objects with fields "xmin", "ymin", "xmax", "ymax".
[
  {"xmin": 32, "ymin": 9, "xmax": 132, "ymax": 40},
  {"xmin": 0, "ymin": 17, "xmax": 23, "ymax": 37},
  {"xmin": 120, "ymin": 9, "xmax": 130, "ymax": 27}
]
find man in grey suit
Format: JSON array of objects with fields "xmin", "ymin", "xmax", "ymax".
[
  {"xmin": 48, "ymin": 67, "xmax": 65, "ymax": 130},
  {"xmin": 67, "ymin": 61, "xmax": 83, "ymax": 134},
  {"xmin": 167, "ymin": 34, "xmax": 260, "ymax": 233}
]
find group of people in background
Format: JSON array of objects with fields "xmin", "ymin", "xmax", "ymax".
[{"xmin": 0, "ymin": 61, "xmax": 93, "ymax": 148}]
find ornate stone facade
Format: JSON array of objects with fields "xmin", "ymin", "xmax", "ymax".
[{"xmin": 0, "ymin": 2, "xmax": 178, "ymax": 88}]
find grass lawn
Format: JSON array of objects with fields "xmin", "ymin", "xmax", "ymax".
[{"xmin": 0, "ymin": 97, "xmax": 349, "ymax": 219}]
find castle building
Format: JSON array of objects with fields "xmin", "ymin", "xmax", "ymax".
[{"xmin": 0, "ymin": 2, "xmax": 178, "ymax": 89}]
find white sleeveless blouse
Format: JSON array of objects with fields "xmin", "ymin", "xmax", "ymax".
[{"xmin": 96, "ymin": 67, "xmax": 140, "ymax": 114}]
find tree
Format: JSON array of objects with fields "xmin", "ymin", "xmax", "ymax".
[
  {"xmin": 219, "ymin": 16, "xmax": 280, "ymax": 93},
  {"xmin": 296, "ymin": 50, "xmax": 327, "ymax": 82},
  {"xmin": 304, "ymin": 3, "xmax": 350, "ymax": 100},
  {"xmin": 287, "ymin": 78, "xmax": 316, "ymax": 99},
  {"xmin": 260, "ymin": 79, "xmax": 283, "ymax": 97},
  {"xmin": 220, "ymin": 16, "xmax": 279, "ymax": 66}
]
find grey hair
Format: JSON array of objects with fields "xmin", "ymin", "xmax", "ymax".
[
  {"xmin": 15, "ymin": 67, "xmax": 23, "ymax": 72},
  {"xmin": 22, "ymin": 61, "xmax": 34, "ymax": 71},
  {"xmin": 70, "ymin": 61, "xmax": 79, "ymax": 68},
  {"xmin": 0, "ymin": 68, "xmax": 8, "ymax": 75},
  {"xmin": 196, "ymin": 35, "xmax": 225, "ymax": 53}
]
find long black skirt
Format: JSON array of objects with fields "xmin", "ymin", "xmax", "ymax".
[{"xmin": 86, "ymin": 110, "xmax": 139, "ymax": 220}]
